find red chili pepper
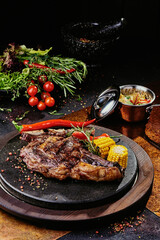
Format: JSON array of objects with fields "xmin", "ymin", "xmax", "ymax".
[
  {"xmin": 23, "ymin": 60, "xmax": 75, "ymax": 74},
  {"xmin": 90, "ymin": 133, "xmax": 110, "ymax": 140},
  {"xmin": 72, "ymin": 131, "xmax": 88, "ymax": 140},
  {"xmin": 12, "ymin": 119, "xmax": 95, "ymax": 133},
  {"xmin": 137, "ymin": 99, "xmax": 151, "ymax": 104},
  {"xmin": 101, "ymin": 133, "xmax": 110, "ymax": 138},
  {"xmin": 130, "ymin": 98, "xmax": 151, "ymax": 105},
  {"xmin": 72, "ymin": 132, "xmax": 109, "ymax": 141},
  {"xmin": 130, "ymin": 99, "xmax": 134, "ymax": 105},
  {"xmin": 134, "ymin": 94, "xmax": 139, "ymax": 105}
]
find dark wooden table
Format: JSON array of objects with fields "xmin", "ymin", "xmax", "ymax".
[{"xmin": 0, "ymin": 56, "xmax": 160, "ymax": 239}]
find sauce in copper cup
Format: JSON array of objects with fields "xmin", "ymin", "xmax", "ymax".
[{"xmin": 119, "ymin": 85, "xmax": 156, "ymax": 122}]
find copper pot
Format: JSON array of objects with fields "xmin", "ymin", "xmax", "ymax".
[
  {"xmin": 119, "ymin": 85, "xmax": 156, "ymax": 122},
  {"xmin": 91, "ymin": 84, "xmax": 156, "ymax": 123}
]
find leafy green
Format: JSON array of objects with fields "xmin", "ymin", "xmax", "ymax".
[
  {"xmin": 0, "ymin": 44, "xmax": 87, "ymax": 99},
  {"xmin": 18, "ymin": 45, "xmax": 52, "ymax": 56}
]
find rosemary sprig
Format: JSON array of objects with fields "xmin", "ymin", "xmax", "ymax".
[
  {"xmin": 70, "ymin": 125, "xmax": 98, "ymax": 155},
  {"xmin": 21, "ymin": 53, "xmax": 87, "ymax": 97},
  {"xmin": 0, "ymin": 44, "xmax": 87, "ymax": 100}
]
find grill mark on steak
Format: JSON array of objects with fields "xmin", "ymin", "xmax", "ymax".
[
  {"xmin": 80, "ymin": 148, "xmax": 120, "ymax": 168},
  {"xmin": 20, "ymin": 129, "xmax": 123, "ymax": 181}
]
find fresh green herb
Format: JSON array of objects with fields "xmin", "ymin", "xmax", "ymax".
[
  {"xmin": 0, "ymin": 107, "xmax": 12, "ymax": 112},
  {"xmin": 75, "ymin": 94, "xmax": 82, "ymax": 101},
  {"xmin": 18, "ymin": 45, "xmax": 87, "ymax": 97},
  {"xmin": 126, "ymin": 96, "xmax": 130, "ymax": 99},
  {"xmin": 0, "ymin": 69, "xmax": 29, "ymax": 100},
  {"xmin": 18, "ymin": 45, "xmax": 52, "ymax": 56},
  {"xmin": 0, "ymin": 44, "xmax": 87, "ymax": 99},
  {"xmin": 16, "ymin": 111, "xmax": 29, "ymax": 121},
  {"xmin": 48, "ymin": 110, "xmax": 64, "ymax": 115},
  {"xmin": 70, "ymin": 125, "xmax": 99, "ymax": 155}
]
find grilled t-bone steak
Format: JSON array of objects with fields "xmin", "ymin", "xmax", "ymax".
[{"xmin": 20, "ymin": 129, "xmax": 123, "ymax": 182}]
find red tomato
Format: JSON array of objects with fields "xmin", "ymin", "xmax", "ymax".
[
  {"xmin": 23, "ymin": 60, "xmax": 29, "ymax": 65},
  {"xmin": 37, "ymin": 101, "xmax": 46, "ymax": 111},
  {"xmin": 28, "ymin": 96, "xmax": 39, "ymax": 106},
  {"xmin": 41, "ymin": 92, "xmax": 51, "ymax": 101},
  {"xmin": 72, "ymin": 131, "xmax": 88, "ymax": 140},
  {"xmin": 45, "ymin": 97, "xmax": 55, "ymax": 107},
  {"xmin": 43, "ymin": 81, "xmax": 54, "ymax": 92},
  {"xmin": 38, "ymin": 75, "xmax": 48, "ymax": 84},
  {"xmin": 27, "ymin": 85, "xmax": 38, "ymax": 96}
]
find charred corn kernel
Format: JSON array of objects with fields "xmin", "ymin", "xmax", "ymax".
[
  {"xmin": 93, "ymin": 137, "xmax": 115, "ymax": 158},
  {"xmin": 107, "ymin": 145, "xmax": 128, "ymax": 169}
]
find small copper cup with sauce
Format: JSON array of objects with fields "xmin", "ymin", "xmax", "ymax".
[
  {"xmin": 91, "ymin": 85, "xmax": 156, "ymax": 123},
  {"xmin": 119, "ymin": 85, "xmax": 156, "ymax": 122}
]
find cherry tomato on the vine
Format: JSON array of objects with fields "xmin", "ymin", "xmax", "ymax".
[
  {"xmin": 41, "ymin": 92, "xmax": 51, "ymax": 101},
  {"xmin": 38, "ymin": 75, "xmax": 48, "ymax": 84},
  {"xmin": 28, "ymin": 96, "xmax": 39, "ymax": 106},
  {"xmin": 23, "ymin": 60, "xmax": 29, "ymax": 65},
  {"xmin": 45, "ymin": 97, "xmax": 55, "ymax": 107},
  {"xmin": 43, "ymin": 81, "xmax": 54, "ymax": 92},
  {"xmin": 27, "ymin": 85, "xmax": 38, "ymax": 96},
  {"xmin": 37, "ymin": 101, "xmax": 46, "ymax": 111}
]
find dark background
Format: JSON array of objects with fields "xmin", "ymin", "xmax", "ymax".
[{"xmin": 0, "ymin": 0, "xmax": 160, "ymax": 56}]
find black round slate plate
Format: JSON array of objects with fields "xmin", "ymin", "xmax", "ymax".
[{"xmin": 0, "ymin": 128, "xmax": 138, "ymax": 210}]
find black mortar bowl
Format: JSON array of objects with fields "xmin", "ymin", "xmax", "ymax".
[{"xmin": 61, "ymin": 18, "xmax": 126, "ymax": 64}]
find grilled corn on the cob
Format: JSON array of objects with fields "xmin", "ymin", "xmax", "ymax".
[
  {"xmin": 93, "ymin": 137, "xmax": 115, "ymax": 158},
  {"xmin": 107, "ymin": 145, "xmax": 128, "ymax": 169}
]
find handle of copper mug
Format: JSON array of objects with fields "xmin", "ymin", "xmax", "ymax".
[{"xmin": 146, "ymin": 104, "xmax": 160, "ymax": 113}]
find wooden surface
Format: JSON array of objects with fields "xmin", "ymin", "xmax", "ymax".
[
  {"xmin": 135, "ymin": 136, "xmax": 160, "ymax": 217},
  {"xmin": 0, "ymin": 126, "xmax": 153, "ymax": 225},
  {"xmin": 0, "ymin": 210, "xmax": 69, "ymax": 240}
]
